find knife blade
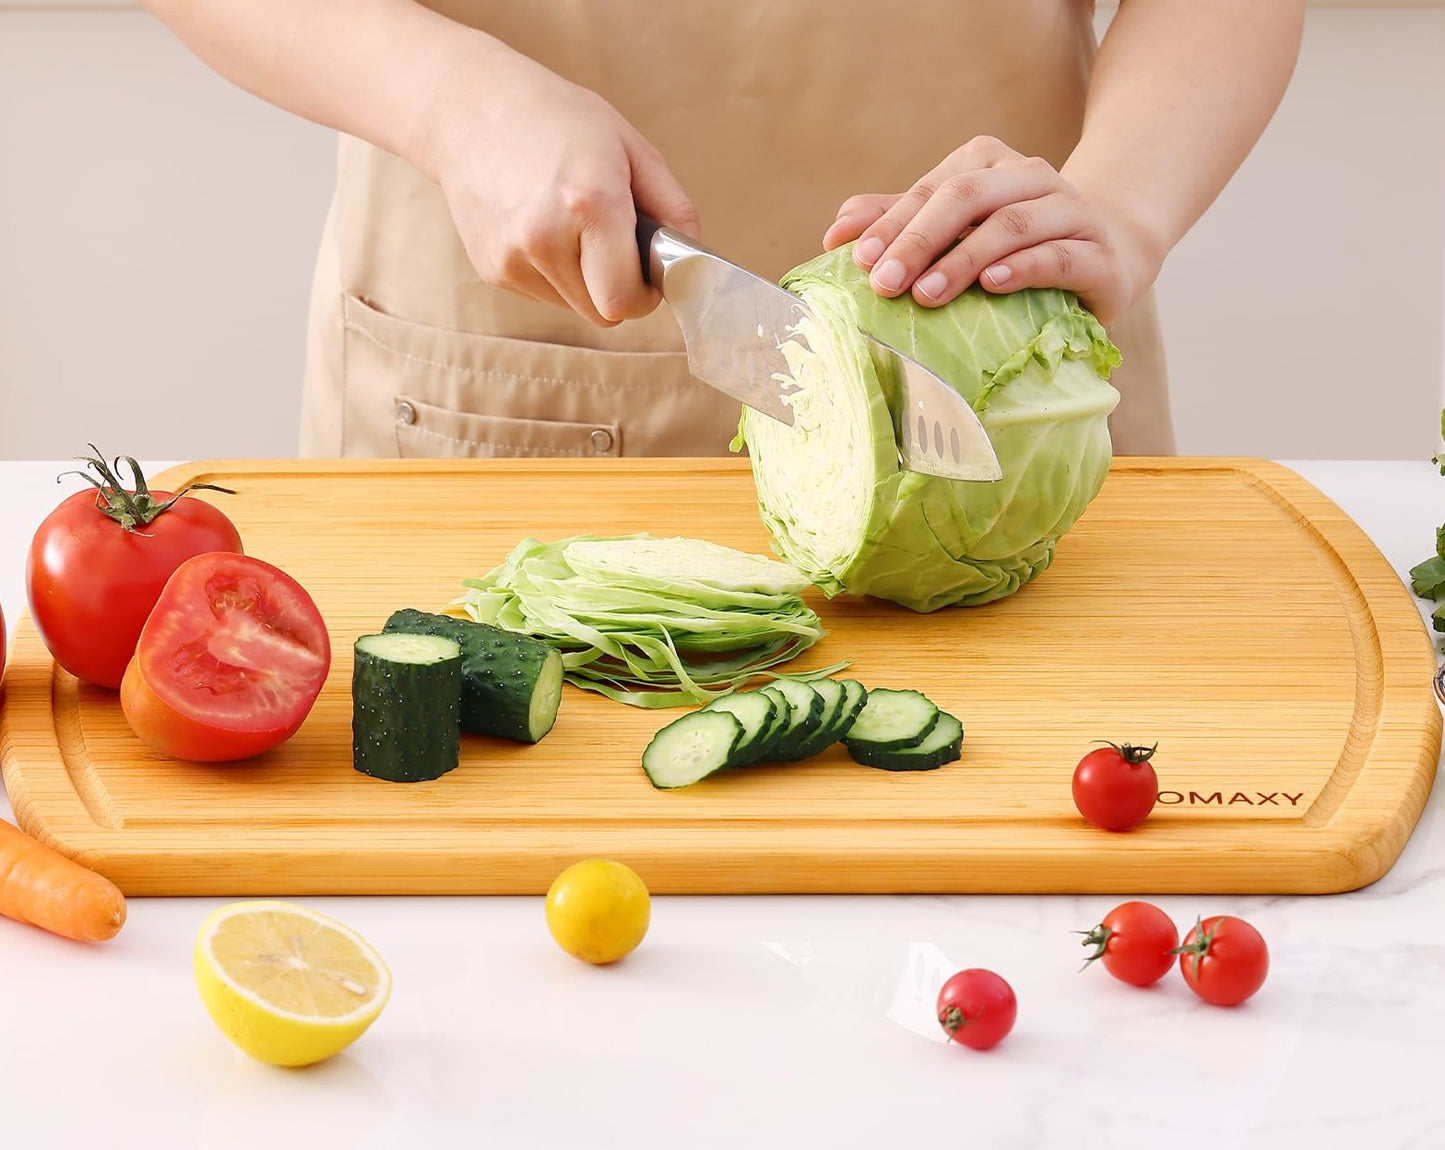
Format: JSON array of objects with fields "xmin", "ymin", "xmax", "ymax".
[
  {"xmin": 864, "ymin": 334, "xmax": 1005, "ymax": 483},
  {"xmin": 637, "ymin": 215, "xmax": 1002, "ymax": 481}
]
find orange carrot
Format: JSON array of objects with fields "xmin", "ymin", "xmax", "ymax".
[{"xmin": 0, "ymin": 818, "xmax": 126, "ymax": 942}]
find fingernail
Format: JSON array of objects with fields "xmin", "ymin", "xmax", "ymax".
[
  {"xmin": 855, "ymin": 237, "xmax": 885, "ymax": 266},
  {"xmin": 985, "ymin": 263, "xmax": 1012, "ymax": 286},
  {"xmin": 872, "ymin": 258, "xmax": 905, "ymax": 293},
  {"xmin": 916, "ymin": 271, "xmax": 948, "ymax": 300}
]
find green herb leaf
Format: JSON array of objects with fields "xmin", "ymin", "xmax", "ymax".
[{"xmin": 1411, "ymin": 555, "xmax": 1445, "ymax": 599}]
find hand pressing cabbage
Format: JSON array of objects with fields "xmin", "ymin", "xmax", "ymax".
[{"xmin": 735, "ymin": 243, "xmax": 1123, "ymax": 613}]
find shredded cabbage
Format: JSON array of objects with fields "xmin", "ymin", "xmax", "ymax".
[{"xmin": 455, "ymin": 534, "xmax": 842, "ymax": 707}]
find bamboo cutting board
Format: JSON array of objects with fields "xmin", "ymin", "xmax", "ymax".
[{"xmin": 1, "ymin": 458, "xmax": 1439, "ymax": 896}]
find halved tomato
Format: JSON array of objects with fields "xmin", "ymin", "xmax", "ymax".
[{"xmin": 120, "ymin": 553, "xmax": 331, "ymax": 762}]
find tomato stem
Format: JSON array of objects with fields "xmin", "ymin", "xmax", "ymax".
[
  {"xmin": 1093, "ymin": 740, "xmax": 1158, "ymax": 765},
  {"xmin": 58, "ymin": 446, "xmax": 235, "ymax": 534},
  {"xmin": 938, "ymin": 1004, "xmax": 968, "ymax": 1040},
  {"xmin": 1075, "ymin": 924, "xmax": 1113, "ymax": 970},
  {"xmin": 1168, "ymin": 916, "xmax": 1211, "ymax": 980}
]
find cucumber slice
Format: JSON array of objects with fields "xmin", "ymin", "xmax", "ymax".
[
  {"xmin": 642, "ymin": 710, "xmax": 747, "ymax": 789},
  {"xmin": 383, "ymin": 608, "xmax": 563, "ymax": 743},
  {"xmin": 811, "ymin": 678, "xmax": 870, "ymax": 755},
  {"xmin": 352, "ymin": 632, "xmax": 463, "ymax": 783},
  {"xmin": 746, "ymin": 690, "xmax": 795, "ymax": 764},
  {"xmin": 847, "ymin": 711, "xmax": 964, "ymax": 772},
  {"xmin": 702, "ymin": 689, "xmax": 778, "ymax": 766},
  {"xmin": 842, "ymin": 687, "xmax": 940, "ymax": 752},
  {"xmin": 755, "ymin": 678, "xmax": 826, "ymax": 762},
  {"xmin": 836, "ymin": 680, "xmax": 869, "ymax": 730},
  {"xmin": 785, "ymin": 677, "xmax": 849, "ymax": 760}
]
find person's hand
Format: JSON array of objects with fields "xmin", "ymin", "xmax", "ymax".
[
  {"xmin": 422, "ymin": 47, "xmax": 697, "ymax": 328},
  {"xmin": 822, "ymin": 136, "xmax": 1163, "ymax": 326}
]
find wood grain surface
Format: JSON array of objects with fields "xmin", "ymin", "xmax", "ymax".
[{"xmin": 1, "ymin": 457, "xmax": 1439, "ymax": 895}]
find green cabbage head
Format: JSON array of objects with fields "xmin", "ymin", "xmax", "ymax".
[{"xmin": 735, "ymin": 243, "xmax": 1122, "ymax": 613}]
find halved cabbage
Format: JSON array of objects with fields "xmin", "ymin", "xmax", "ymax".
[{"xmin": 736, "ymin": 243, "xmax": 1123, "ymax": 613}]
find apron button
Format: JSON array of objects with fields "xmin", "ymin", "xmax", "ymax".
[
  {"xmin": 589, "ymin": 428, "xmax": 615, "ymax": 453},
  {"xmin": 396, "ymin": 401, "xmax": 417, "ymax": 426}
]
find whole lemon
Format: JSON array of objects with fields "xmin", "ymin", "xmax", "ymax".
[{"xmin": 545, "ymin": 859, "xmax": 651, "ymax": 964}]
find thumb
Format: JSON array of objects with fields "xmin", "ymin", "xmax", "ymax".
[{"xmin": 626, "ymin": 133, "xmax": 700, "ymax": 239}]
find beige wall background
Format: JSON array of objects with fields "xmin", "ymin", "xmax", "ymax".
[{"xmin": 1, "ymin": 1, "xmax": 1442, "ymax": 462}]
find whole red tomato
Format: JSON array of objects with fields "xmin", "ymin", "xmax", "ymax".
[
  {"xmin": 1072, "ymin": 741, "xmax": 1160, "ymax": 831},
  {"xmin": 1079, "ymin": 901, "xmax": 1179, "ymax": 987},
  {"xmin": 1176, "ymin": 915, "xmax": 1269, "ymax": 1006},
  {"xmin": 26, "ymin": 450, "xmax": 242, "ymax": 689},
  {"xmin": 936, "ymin": 968, "xmax": 1016, "ymax": 1050}
]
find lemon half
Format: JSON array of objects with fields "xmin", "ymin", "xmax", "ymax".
[{"xmin": 194, "ymin": 900, "xmax": 392, "ymax": 1067}]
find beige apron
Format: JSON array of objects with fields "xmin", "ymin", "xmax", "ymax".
[{"xmin": 299, "ymin": 0, "xmax": 1175, "ymax": 460}]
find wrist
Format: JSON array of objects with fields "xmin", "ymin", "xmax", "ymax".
[
  {"xmin": 1061, "ymin": 160, "xmax": 1172, "ymax": 311},
  {"xmin": 391, "ymin": 14, "xmax": 521, "ymax": 185}
]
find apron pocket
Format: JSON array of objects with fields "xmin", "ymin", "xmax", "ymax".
[
  {"xmin": 392, "ymin": 396, "xmax": 620, "ymax": 459},
  {"xmin": 340, "ymin": 293, "xmax": 741, "ymax": 458}
]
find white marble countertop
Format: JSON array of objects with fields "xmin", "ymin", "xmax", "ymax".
[{"xmin": 0, "ymin": 458, "xmax": 1441, "ymax": 1150}]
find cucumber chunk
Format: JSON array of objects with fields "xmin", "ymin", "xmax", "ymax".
[
  {"xmin": 642, "ymin": 710, "xmax": 747, "ymax": 789},
  {"xmin": 847, "ymin": 711, "xmax": 964, "ymax": 772},
  {"xmin": 383, "ymin": 608, "xmax": 563, "ymax": 743},
  {"xmin": 842, "ymin": 687, "xmax": 940, "ymax": 752},
  {"xmin": 352, "ymin": 632, "xmax": 462, "ymax": 783}
]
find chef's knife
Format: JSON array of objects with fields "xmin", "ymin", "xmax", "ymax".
[{"xmin": 636, "ymin": 214, "xmax": 1002, "ymax": 482}]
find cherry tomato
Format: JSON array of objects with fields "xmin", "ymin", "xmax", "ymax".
[
  {"xmin": 120, "ymin": 553, "xmax": 330, "ymax": 762},
  {"xmin": 1175, "ymin": 915, "xmax": 1269, "ymax": 1006},
  {"xmin": 936, "ymin": 968, "xmax": 1016, "ymax": 1050},
  {"xmin": 545, "ymin": 859, "xmax": 651, "ymax": 964},
  {"xmin": 1071, "ymin": 741, "xmax": 1160, "ymax": 831},
  {"xmin": 27, "ymin": 451, "xmax": 243, "ymax": 689},
  {"xmin": 1078, "ymin": 901, "xmax": 1179, "ymax": 987}
]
